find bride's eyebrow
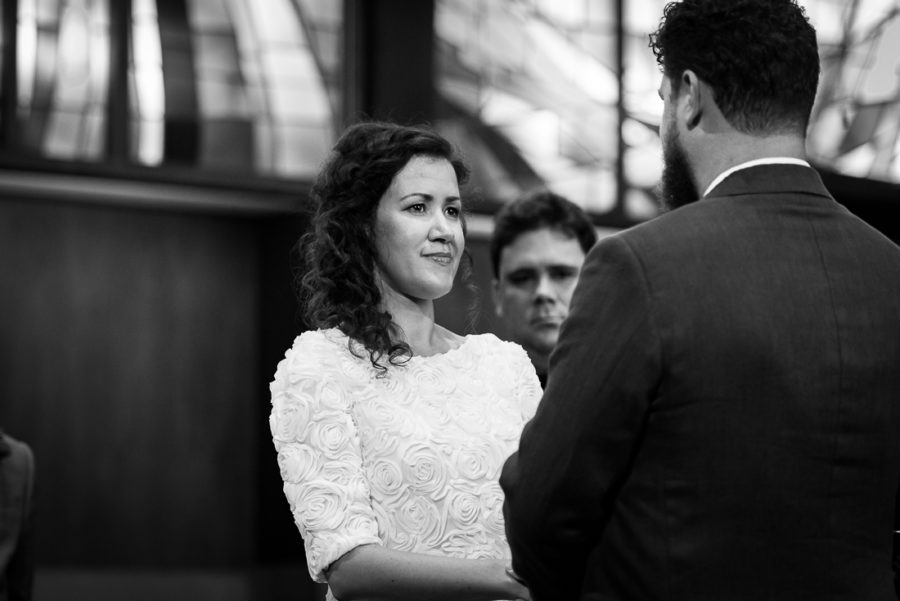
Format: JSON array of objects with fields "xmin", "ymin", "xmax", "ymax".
[{"xmin": 399, "ymin": 193, "xmax": 462, "ymax": 203}]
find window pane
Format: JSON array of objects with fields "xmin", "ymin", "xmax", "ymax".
[
  {"xmin": 129, "ymin": 0, "xmax": 340, "ymax": 177},
  {"xmin": 16, "ymin": 0, "xmax": 109, "ymax": 160},
  {"xmin": 435, "ymin": 0, "xmax": 621, "ymax": 216},
  {"xmin": 806, "ymin": 0, "xmax": 900, "ymax": 182}
]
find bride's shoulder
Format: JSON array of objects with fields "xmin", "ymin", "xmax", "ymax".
[
  {"xmin": 277, "ymin": 328, "xmax": 359, "ymax": 374},
  {"xmin": 461, "ymin": 332, "xmax": 527, "ymax": 360},
  {"xmin": 270, "ymin": 328, "xmax": 377, "ymax": 401},
  {"xmin": 291, "ymin": 327, "xmax": 345, "ymax": 349}
]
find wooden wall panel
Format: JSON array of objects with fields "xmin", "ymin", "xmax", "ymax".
[{"xmin": 0, "ymin": 197, "xmax": 260, "ymax": 567}]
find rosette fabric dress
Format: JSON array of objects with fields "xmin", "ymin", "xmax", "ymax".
[{"xmin": 270, "ymin": 328, "xmax": 542, "ymax": 599}]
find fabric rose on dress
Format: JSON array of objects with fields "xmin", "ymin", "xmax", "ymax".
[
  {"xmin": 337, "ymin": 345, "xmax": 372, "ymax": 383},
  {"xmin": 341, "ymin": 509, "xmax": 380, "ymax": 541},
  {"xmin": 448, "ymin": 396, "xmax": 492, "ymax": 434},
  {"xmin": 318, "ymin": 379, "xmax": 350, "ymax": 412},
  {"xmin": 363, "ymin": 397, "xmax": 419, "ymax": 440},
  {"xmin": 357, "ymin": 424, "xmax": 401, "ymax": 460},
  {"xmin": 394, "ymin": 493, "xmax": 444, "ymax": 551},
  {"xmin": 304, "ymin": 535, "xmax": 329, "ymax": 579},
  {"xmin": 270, "ymin": 390, "xmax": 314, "ymax": 442},
  {"xmin": 309, "ymin": 416, "xmax": 354, "ymax": 456},
  {"xmin": 490, "ymin": 411, "xmax": 522, "ymax": 442},
  {"xmin": 319, "ymin": 449, "xmax": 365, "ymax": 485},
  {"xmin": 357, "ymin": 396, "xmax": 415, "ymax": 459},
  {"xmin": 369, "ymin": 459, "xmax": 404, "ymax": 501},
  {"xmin": 408, "ymin": 360, "xmax": 456, "ymax": 396},
  {"xmin": 446, "ymin": 488, "xmax": 482, "ymax": 532},
  {"xmin": 285, "ymin": 346, "xmax": 326, "ymax": 382},
  {"xmin": 440, "ymin": 532, "xmax": 472, "ymax": 558},
  {"xmin": 455, "ymin": 441, "xmax": 500, "ymax": 481},
  {"xmin": 478, "ymin": 480, "xmax": 507, "ymax": 539},
  {"xmin": 278, "ymin": 443, "xmax": 322, "ymax": 484},
  {"xmin": 375, "ymin": 368, "xmax": 406, "ymax": 395},
  {"xmin": 372, "ymin": 501, "xmax": 413, "ymax": 551},
  {"xmin": 401, "ymin": 442, "xmax": 450, "ymax": 499},
  {"xmin": 293, "ymin": 480, "xmax": 347, "ymax": 532},
  {"xmin": 418, "ymin": 392, "xmax": 452, "ymax": 426}
]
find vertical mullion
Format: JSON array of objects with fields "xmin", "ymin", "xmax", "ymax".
[
  {"xmin": 107, "ymin": 0, "xmax": 131, "ymax": 163},
  {"xmin": 613, "ymin": 0, "xmax": 627, "ymax": 226},
  {"xmin": 0, "ymin": 0, "xmax": 20, "ymax": 149},
  {"xmin": 157, "ymin": 0, "xmax": 199, "ymax": 164},
  {"xmin": 340, "ymin": 0, "xmax": 435, "ymax": 125},
  {"xmin": 341, "ymin": 0, "xmax": 367, "ymax": 129}
]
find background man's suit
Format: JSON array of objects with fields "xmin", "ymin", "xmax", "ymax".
[
  {"xmin": 501, "ymin": 164, "xmax": 900, "ymax": 600},
  {"xmin": 0, "ymin": 431, "xmax": 35, "ymax": 601}
]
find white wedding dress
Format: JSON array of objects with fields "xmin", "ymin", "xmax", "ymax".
[{"xmin": 269, "ymin": 328, "xmax": 541, "ymax": 600}]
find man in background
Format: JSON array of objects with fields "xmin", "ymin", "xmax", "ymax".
[
  {"xmin": 490, "ymin": 191, "xmax": 597, "ymax": 387},
  {"xmin": 501, "ymin": 1, "xmax": 900, "ymax": 599},
  {"xmin": 0, "ymin": 430, "xmax": 35, "ymax": 601}
]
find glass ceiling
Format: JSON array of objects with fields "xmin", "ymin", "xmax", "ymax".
[{"xmin": 434, "ymin": 0, "xmax": 900, "ymax": 222}]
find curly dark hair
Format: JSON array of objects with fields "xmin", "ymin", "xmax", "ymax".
[
  {"xmin": 295, "ymin": 121, "xmax": 471, "ymax": 373},
  {"xmin": 489, "ymin": 191, "xmax": 597, "ymax": 278},
  {"xmin": 649, "ymin": 0, "xmax": 819, "ymax": 135}
]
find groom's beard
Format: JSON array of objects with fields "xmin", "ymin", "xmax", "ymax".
[{"xmin": 659, "ymin": 124, "xmax": 700, "ymax": 212}]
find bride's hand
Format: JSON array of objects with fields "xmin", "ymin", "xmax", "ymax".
[{"xmin": 504, "ymin": 565, "xmax": 531, "ymax": 601}]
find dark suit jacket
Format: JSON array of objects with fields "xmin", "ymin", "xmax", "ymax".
[
  {"xmin": 0, "ymin": 432, "xmax": 35, "ymax": 601},
  {"xmin": 501, "ymin": 165, "xmax": 900, "ymax": 601}
]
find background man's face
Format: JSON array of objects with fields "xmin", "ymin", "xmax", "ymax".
[{"xmin": 494, "ymin": 227, "xmax": 587, "ymax": 359}]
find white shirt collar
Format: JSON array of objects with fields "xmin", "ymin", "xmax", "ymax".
[{"xmin": 703, "ymin": 157, "xmax": 811, "ymax": 197}]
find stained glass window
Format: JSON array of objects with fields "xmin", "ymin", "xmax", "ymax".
[
  {"xmin": 435, "ymin": 0, "xmax": 624, "ymax": 217},
  {"xmin": 435, "ymin": 0, "xmax": 900, "ymax": 225},
  {"xmin": 129, "ymin": 0, "xmax": 340, "ymax": 177},
  {"xmin": 16, "ymin": 0, "xmax": 111, "ymax": 160},
  {"xmin": 622, "ymin": 0, "xmax": 667, "ymax": 221},
  {"xmin": 2, "ymin": 0, "xmax": 341, "ymax": 179},
  {"xmin": 806, "ymin": 0, "xmax": 900, "ymax": 183},
  {"xmin": 1, "ymin": 0, "xmax": 897, "ymax": 197},
  {"xmin": 130, "ymin": 0, "xmax": 164, "ymax": 164}
]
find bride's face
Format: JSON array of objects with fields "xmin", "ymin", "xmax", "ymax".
[{"xmin": 373, "ymin": 155, "xmax": 464, "ymax": 303}]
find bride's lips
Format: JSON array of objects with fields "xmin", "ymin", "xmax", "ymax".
[{"xmin": 423, "ymin": 252, "xmax": 453, "ymax": 265}]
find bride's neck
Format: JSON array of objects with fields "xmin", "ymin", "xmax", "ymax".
[{"xmin": 379, "ymin": 286, "xmax": 441, "ymax": 355}]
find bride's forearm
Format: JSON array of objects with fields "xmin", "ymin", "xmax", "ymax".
[{"xmin": 325, "ymin": 544, "xmax": 529, "ymax": 601}]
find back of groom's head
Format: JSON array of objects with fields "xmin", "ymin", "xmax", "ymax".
[{"xmin": 649, "ymin": 0, "xmax": 820, "ymax": 136}]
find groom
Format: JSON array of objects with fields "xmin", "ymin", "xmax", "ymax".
[{"xmin": 500, "ymin": 1, "xmax": 900, "ymax": 600}]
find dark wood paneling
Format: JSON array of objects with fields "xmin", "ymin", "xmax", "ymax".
[
  {"xmin": 256, "ymin": 213, "xmax": 310, "ymax": 566},
  {"xmin": 0, "ymin": 197, "xmax": 259, "ymax": 567}
]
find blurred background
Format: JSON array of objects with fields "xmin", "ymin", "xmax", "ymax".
[{"xmin": 0, "ymin": 0, "xmax": 898, "ymax": 599}]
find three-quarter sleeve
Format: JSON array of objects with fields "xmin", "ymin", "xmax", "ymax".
[{"xmin": 269, "ymin": 332, "xmax": 381, "ymax": 582}]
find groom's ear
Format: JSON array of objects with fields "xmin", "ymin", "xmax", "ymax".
[
  {"xmin": 680, "ymin": 69, "xmax": 704, "ymax": 130},
  {"xmin": 492, "ymin": 278, "xmax": 503, "ymax": 317}
]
